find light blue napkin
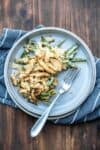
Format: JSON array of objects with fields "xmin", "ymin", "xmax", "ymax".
[{"xmin": 0, "ymin": 26, "xmax": 100, "ymax": 124}]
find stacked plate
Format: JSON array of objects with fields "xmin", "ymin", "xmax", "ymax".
[{"xmin": 4, "ymin": 27, "xmax": 96, "ymax": 120}]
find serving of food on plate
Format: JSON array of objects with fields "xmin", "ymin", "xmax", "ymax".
[
  {"xmin": 4, "ymin": 27, "xmax": 96, "ymax": 119},
  {"xmin": 10, "ymin": 35, "xmax": 86, "ymax": 104}
]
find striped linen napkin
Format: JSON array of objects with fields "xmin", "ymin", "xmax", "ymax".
[{"xmin": 0, "ymin": 26, "xmax": 100, "ymax": 124}]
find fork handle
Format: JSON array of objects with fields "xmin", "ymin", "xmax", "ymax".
[{"xmin": 30, "ymin": 93, "xmax": 60, "ymax": 137}]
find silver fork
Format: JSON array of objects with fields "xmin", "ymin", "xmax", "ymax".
[{"xmin": 30, "ymin": 68, "xmax": 80, "ymax": 137}]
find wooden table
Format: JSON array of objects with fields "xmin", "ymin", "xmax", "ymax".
[{"xmin": 0, "ymin": 0, "xmax": 100, "ymax": 149}]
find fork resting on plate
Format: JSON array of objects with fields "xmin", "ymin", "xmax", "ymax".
[{"xmin": 30, "ymin": 68, "xmax": 80, "ymax": 137}]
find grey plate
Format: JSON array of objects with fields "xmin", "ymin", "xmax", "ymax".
[{"xmin": 4, "ymin": 27, "xmax": 96, "ymax": 119}]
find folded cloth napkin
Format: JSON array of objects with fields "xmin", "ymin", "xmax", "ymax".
[{"xmin": 0, "ymin": 26, "xmax": 100, "ymax": 125}]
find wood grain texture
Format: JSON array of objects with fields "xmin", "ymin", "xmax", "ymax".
[{"xmin": 0, "ymin": 0, "xmax": 100, "ymax": 149}]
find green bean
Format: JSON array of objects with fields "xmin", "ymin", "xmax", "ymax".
[
  {"xmin": 39, "ymin": 96, "xmax": 49, "ymax": 101},
  {"xmin": 38, "ymin": 95, "xmax": 48, "ymax": 100},
  {"xmin": 67, "ymin": 50, "xmax": 78, "ymax": 59},
  {"xmin": 39, "ymin": 88, "xmax": 56, "ymax": 101},
  {"xmin": 71, "ymin": 58, "xmax": 86, "ymax": 62},
  {"xmin": 66, "ymin": 44, "xmax": 80, "ymax": 56},
  {"xmin": 39, "ymin": 91, "xmax": 51, "ymax": 101},
  {"xmin": 40, "ymin": 92, "xmax": 49, "ymax": 97},
  {"xmin": 20, "ymin": 51, "xmax": 28, "ymax": 58},
  {"xmin": 41, "ymin": 36, "xmax": 55, "ymax": 43},
  {"xmin": 47, "ymin": 77, "xmax": 54, "ymax": 86},
  {"xmin": 57, "ymin": 39, "xmax": 66, "ymax": 47},
  {"xmin": 21, "ymin": 40, "xmax": 38, "ymax": 58},
  {"xmin": 49, "ymin": 89, "xmax": 56, "ymax": 95},
  {"xmin": 41, "ymin": 36, "xmax": 47, "ymax": 43},
  {"xmin": 46, "ymin": 37, "xmax": 55, "ymax": 43},
  {"xmin": 41, "ymin": 36, "xmax": 56, "ymax": 50},
  {"xmin": 41, "ymin": 36, "xmax": 52, "ymax": 50},
  {"xmin": 67, "ymin": 61, "xmax": 77, "ymax": 68}
]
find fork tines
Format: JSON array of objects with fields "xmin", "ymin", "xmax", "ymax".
[{"xmin": 64, "ymin": 68, "xmax": 80, "ymax": 82}]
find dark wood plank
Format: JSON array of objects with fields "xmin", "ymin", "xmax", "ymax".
[{"xmin": 0, "ymin": 0, "xmax": 100, "ymax": 150}]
